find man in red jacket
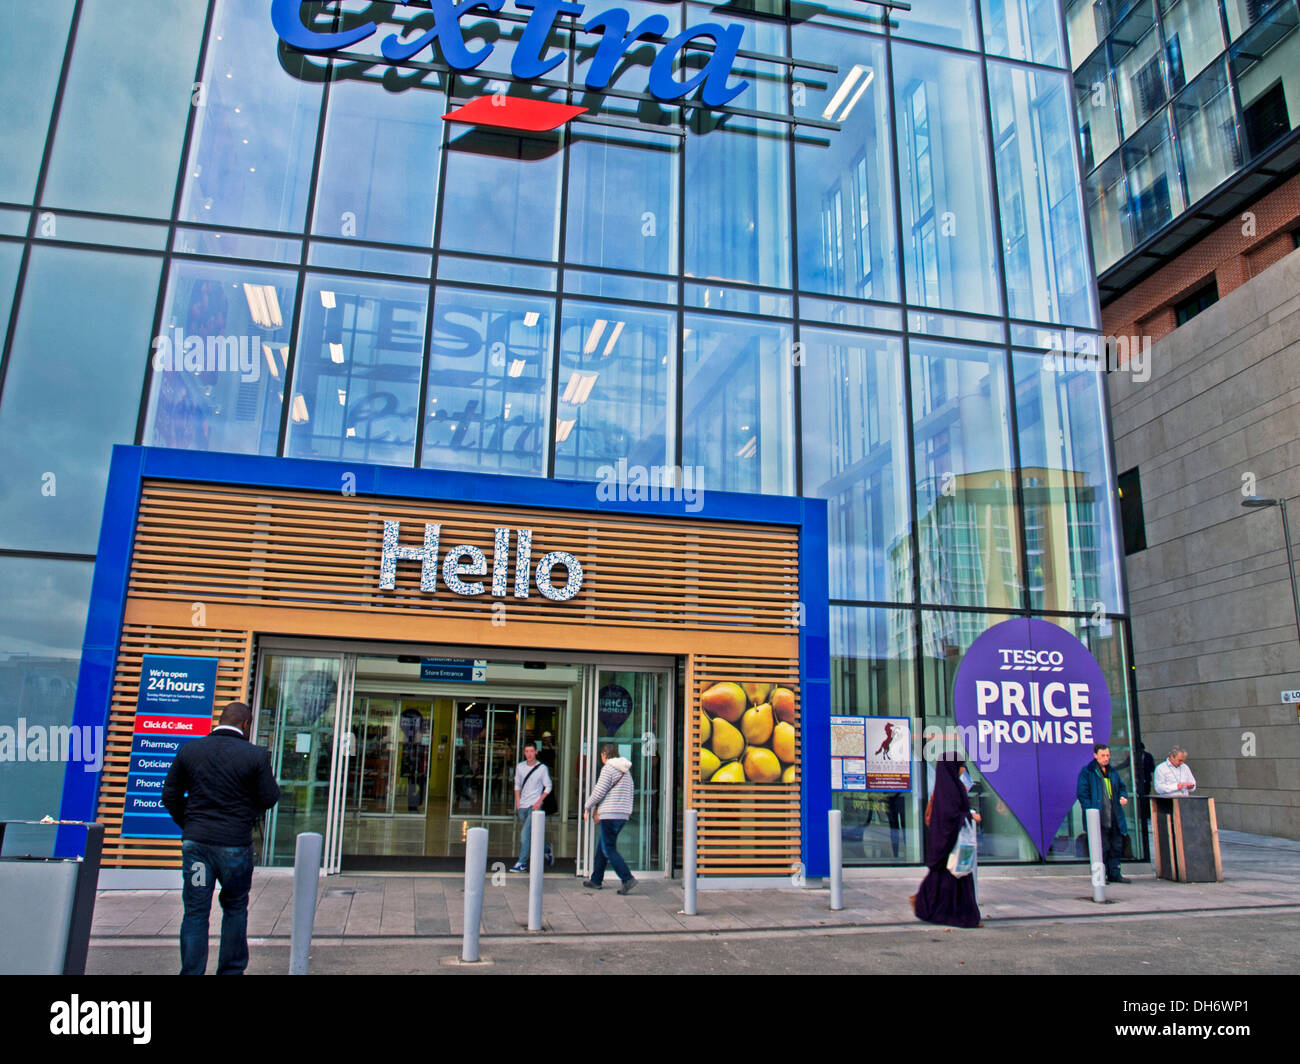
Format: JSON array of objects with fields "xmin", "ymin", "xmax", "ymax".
[{"xmin": 162, "ymin": 701, "xmax": 280, "ymax": 975}]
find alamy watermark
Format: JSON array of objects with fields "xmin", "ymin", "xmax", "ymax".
[
  {"xmin": 595, "ymin": 459, "xmax": 705, "ymax": 513},
  {"xmin": 1047, "ymin": 328, "xmax": 1152, "ymax": 384},
  {"xmin": 151, "ymin": 328, "xmax": 261, "ymax": 383},
  {"xmin": 0, "ymin": 718, "xmax": 104, "ymax": 773}
]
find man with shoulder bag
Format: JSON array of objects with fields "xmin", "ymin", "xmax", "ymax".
[{"xmin": 511, "ymin": 742, "xmax": 552, "ymax": 873}]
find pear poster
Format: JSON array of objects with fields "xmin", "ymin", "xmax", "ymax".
[{"xmin": 698, "ymin": 681, "xmax": 797, "ymax": 784}]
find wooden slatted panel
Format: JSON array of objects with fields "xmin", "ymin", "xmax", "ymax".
[
  {"xmin": 95, "ymin": 625, "xmax": 253, "ymax": 868},
  {"xmin": 126, "ymin": 483, "xmax": 799, "ymax": 633},
  {"xmin": 687, "ymin": 654, "xmax": 801, "ymax": 875}
]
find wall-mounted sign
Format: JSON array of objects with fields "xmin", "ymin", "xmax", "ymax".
[
  {"xmin": 1281, "ymin": 690, "xmax": 1300, "ymax": 703},
  {"xmin": 380, "ymin": 521, "xmax": 583, "ymax": 601},
  {"xmin": 830, "ymin": 715, "xmax": 867, "ymax": 792},
  {"xmin": 421, "ymin": 658, "xmax": 487, "ymax": 682},
  {"xmin": 953, "ymin": 618, "xmax": 1111, "ymax": 856},
  {"xmin": 121, "ymin": 655, "xmax": 219, "ymax": 838},
  {"xmin": 271, "ymin": 0, "xmax": 749, "ymax": 108}
]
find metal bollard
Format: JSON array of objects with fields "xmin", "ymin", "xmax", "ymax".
[
  {"xmin": 289, "ymin": 831, "xmax": 323, "ymax": 975},
  {"xmin": 828, "ymin": 809, "xmax": 843, "ymax": 911},
  {"xmin": 1085, "ymin": 807, "xmax": 1107, "ymax": 903},
  {"xmin": 683, "ymin": 809, "xmax": 698, "ymax": 916},
  {"xmin": 462, "ymin": 826, "xmax": 488, "ymax": 962},
  {"xmin": 528, "ymin": 810, "xmax": 545, "ymax": 931}
]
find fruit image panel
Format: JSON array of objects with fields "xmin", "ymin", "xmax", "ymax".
[{"xmin": 697, "ymin": 678, "xmax": 798, "ymax": 785}]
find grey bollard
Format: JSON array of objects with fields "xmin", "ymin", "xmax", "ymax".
[
  {"xmin": 683, "ymin": 809, "xmax": 698, "ymax": 916},
  {"xmin": 528, "ymin": 810, "xmax": 545, "ymax": 932},
  {"xmin": 462, "ymin": 826, "xmax": 489, "ymax": 962},
  {"xmin": 1085, "ymin": 807, "xmax": 1107, "ymax": 903},
  {"xmin": 289, "ymin": 831, "xmax": 323, "ymax": 975},
  {"xmin": 828, "ymin": 809, "xmax": 843, "ymax": 911}
]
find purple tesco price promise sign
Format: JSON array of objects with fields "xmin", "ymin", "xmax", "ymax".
[{"xmin": 953, "ymin": 618, "xmax": 1111, "ymax": 856}]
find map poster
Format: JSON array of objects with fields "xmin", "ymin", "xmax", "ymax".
[{"xmin": 830, "ymin": 715, "xmax": 867, "ymax": 792}]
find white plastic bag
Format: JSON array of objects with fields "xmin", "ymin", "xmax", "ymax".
[{"xmin": 946, "ymin": 819, "xmax": 978, "ymax": 878}]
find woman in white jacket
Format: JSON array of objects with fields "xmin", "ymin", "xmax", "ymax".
[{"xmin": 583, "ymin": 743, "xmax": 636, "ymax": 894}]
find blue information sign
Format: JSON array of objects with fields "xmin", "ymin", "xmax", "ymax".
[
  {"xmin": 420, "ymin": 658, "xmax": 486, "ymax": 682},
  {"xmin": 120, "ymin": 655, "xmax": 219, "ymax": 839}
]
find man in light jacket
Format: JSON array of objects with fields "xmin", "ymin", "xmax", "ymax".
[
  {"xmin": 1153, "ymin": 746, "xmax": 1197, "ymax": 797},
  {"xmin": 582, "ymin": 743, "xmax": 636, "ymax": 894}
]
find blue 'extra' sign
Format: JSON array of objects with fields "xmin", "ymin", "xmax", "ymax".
[{"xmin": 271, "ymin": 0, "xmax": 750, "ymax": 107}]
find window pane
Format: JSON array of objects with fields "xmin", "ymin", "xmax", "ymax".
[
  {"xmin": 893, "ymin": 42, "xmax": 1002, "ymax": 316},
  {"xmin": 1114, "ymin": 2, "xmax": 1167, "ymax": 137},
  {"xmin": 284, "ymin": 276, "xmax": 425, "ymax": 466},
  {"xmin": 1075, "ymin": 51, "xmax": 1120, "ymax": 173},
  {"xmin": 179, "ymin": 0, "xmax": 324, "ymax": 232},
  {"xmin": 0, "ymin": 558, "xmax": 92, "ymax": 823},
  {"xmin": 1232, "ymin": 8, "xmax": 1300, "ymax": 160},
  {"xmin": 553, "ymin": 301, "xmax": 674, "ymax": 481},
  {"xmin": 831, "ymin": 606, "xmax": 921, "ymax": 865},
  {"xmin": 421, "ymin": 287, "xmax": 554, "ymax": 477},
  {"xmin": 891, "ymin": 0, "xmax": 980, "ymax": 51},
  {"xmin": 911, "ymin": 341, "xmax": 1021, "ymax": 610},
  {"xmin": 565, "ymin": 126, "xmax": 679, "ymax": 276},
  {"xmin": 685, "ymin": 116, "xmax": 791, "ymax": 289},
  {"xmin": 42, "ymin": 0, "xmax": 206, "ymax": 217},
  {"xmin": 1065, "ymin": 0, "xmax": 1106, "ymax": 66},
  {"xmin": 312, "ymin": 70, "xmax": 446, "ymax": 247},
  {"xmin": 1123, "ymin": 112, "xmax": 1186, "ymax": 240},
  {"xmin": 0, "ymin": 247, "xmax": 159, "ymax": 553},
  {"xmin": 1173, "ymin": 61, "xmax": 1242, "ymax": 204},
  {"xmin": 0, "ymin": 1, "xmax": 74, "ymax": 203},
  {"xmin": 989, "ymin": 62, "xmax": 1097, "ymax": 328},
  {"xmin": 792, "ymin": 26, "xmax": 897, "ymax": 303},
  {"xmin": 800, "ymin": 327, "xmax": 912, "ymax": 602},
  {"xmin": 0, "ymin": 243, "xmax": 21, "ymax": 341},
  {"xmin": 982, "ymin": 0, "xmax": 1067, "ymax": 67},
  {"xmin": 439, "ymin": 117, "xmax": 564, "ymax": 262},
  {"xmin": 1084, "ymin": 152, "xmax": 1131, "ymax": 271},
  {"xmin": 1160, "ymin": 0, "xmax": 1225, "ymax": 91},
  {"xmin": 1013, "ymin": 351, "xmax": 1123, "ymax": 614},
  {"xmin": 143, "ymin": 260, "xmax": 294, "ymax": 456},
  {"xmin": 682, "ymin": 313, "xmax": 794, "ymax": 495}
]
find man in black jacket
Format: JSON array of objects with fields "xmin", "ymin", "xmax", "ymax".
[{"xmin": 162, "ymin": 701, "xmax": 280, "ymax": 975}]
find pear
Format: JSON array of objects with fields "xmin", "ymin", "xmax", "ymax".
[
  {"xmin": 741, "ymin": 682, "xmax": 774, "ymax": 705},
  {"xmin": 742, "ymin": 746, "xmax": 782, "ymax": 783},
  {"xmin": 699, "ymin": 747, "xmax": 721, "ymax": 780},
  {"xmin": 711, "ymin": 761, "xmax": 746, "ymax": 784},
  {"xmin": 772, "ymin": 721, "xmax": 796, "ymax": 764},
  {"xmin": 782, "ymin": 765, "xmax": 797, "ymax": 784},
  {"xmin": 741, "ymin": 701, "xmax": 774, "ymax": 746},
  {"xmin": 701, "ymin": 681, "xmax": 747, "ymax": 723},
  {"xmin": 701, "ymin": 709, "xmax": 711, "ymax": 744},
  {"xmin": 771, "ymin": 687, "xmax": 796, "ymax": 725},
  {"xmin": 710, "ymin": 716, "xmax": 745, "ymax": 761}
]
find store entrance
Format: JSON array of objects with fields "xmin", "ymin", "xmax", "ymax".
[{"xmin": 254, "ymin": 644, "xmax": 674, "ymax": 874}]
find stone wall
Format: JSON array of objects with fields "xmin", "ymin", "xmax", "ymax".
[{"xmin": 1108, "ymin": 248, "xmax": 1300, "ymax": 839}]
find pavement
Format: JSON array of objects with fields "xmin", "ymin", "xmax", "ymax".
[{"xmin": 86, "ymin": 829, "xmax": 1300, "ymax": 975}]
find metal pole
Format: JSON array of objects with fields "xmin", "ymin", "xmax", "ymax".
[
  {"xmin": 1085, "ymin": 808, "xmax": 1106, "ymax": 903},
  {"xmin": 1277, "ymin": 500, "xmax": 1300, "ymax": 654},
  {"xmin": 461, "ymin": 826, "xmax": 488, "ymax": 962},
  {"xmin": 289, "ymin": 831, "xmax": 323, "ymax": 975},
  {"xmin": 528, "ymin": 810, "xmax": 545, "ymax": 932},
  {"xmin": 828, "ymin": 809, "xmax": 843, "ymax": 911},
  {"xmin": 683, "ymin": 809, "xmax": 697, "ymax": 916}
]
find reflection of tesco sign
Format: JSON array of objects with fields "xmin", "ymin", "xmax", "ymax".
[{"xmin": 271, "ymin": 0, "xmax": 749, "ymax": 107}]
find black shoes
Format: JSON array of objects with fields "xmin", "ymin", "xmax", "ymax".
[
  {"xmin": 618, "ymin": 876, "xmax": 638, "ymax": 895},
  {"xmin": 1108, "ymin": 875, "xmax": 1131, "ymax": 883},
  {"xmin": 582, "ymin": 878, "xmax": 602, "ymax": 890}
]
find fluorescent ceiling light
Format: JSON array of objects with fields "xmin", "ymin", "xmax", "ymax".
[
  {"xmin": 243, "ymin": 283, "xmax": 284, "ymax": 329},
  {"xmin": 555, "ymin": 417, "xmax": 576, "ymax": 443},
  {"xmin": 262, "ymin": 344, "xmax": 279, "ymax": 380},
  {"xmin": 523, "ymin": 311, "xmax": 539, "ymax": 327},
  {"xmin": 291, "ymin": 394, "xmax": 310, "ymax": 423},
  {"xmin": 320, "ymin": 290, "xmax": 336, "ymax": 309},
  {"xmin": 329, "ymin": 342, "xmax": 345, "ymax": 364},
  {"xmin": 346, "ymin": 427, "xmax": 356, "ymax": 438},
  {"xmin": 508, "ymin": 358, "xmax": 527, "ymax": 378},
  {"xmin": 583, "ymin": 319, "xmax": 607, "ymax": 356},
  {"xmin": 562, "ymin": 370, "xmax": 598, "ymax": 405},
  {"xmin": 503, "ymin": 402, "xmax": 512, "ymax": 419},
  {"xmin": 337, "ymin": 388, "xmax": 347, "ymax": 406},
  {"xmin": 736, "ymin": 435, "xmax": 758, "ymax": 459},
  {"xmin": 822, "ymin": 65, "xmax": 874, "ymax": 122},
  {"xmin": 601, "ymin": 320, "xmax": 625, "ymax": 359}
]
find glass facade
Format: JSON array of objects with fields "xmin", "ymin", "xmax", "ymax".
[
  {"xmin": 0, "ymin": 0, "xmax": 1133, "ymax": 863},
  {"xmin": 1066, "ymin": 0, "xmax": 1300, "ymax": 271}
]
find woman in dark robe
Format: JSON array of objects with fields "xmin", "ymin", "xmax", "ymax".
[{"xmin": 912, "ymin": 758, "xmax": 982, "ymax": 928}]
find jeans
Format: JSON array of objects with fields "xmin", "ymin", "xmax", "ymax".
[
  {"xmin": 1103, "ymin": 824, "xmax": 1126, "ymax": 881},
  {"xmin": 180, "ymin": 839, "xmax": 255, "ymax": 975},
  {"xmin": 517, "ymin": 808, "xmax": 536, "ymax": 869},
  {"xmin": 590, "ymin": 818, "xmax": 632, "ymax": 886}
]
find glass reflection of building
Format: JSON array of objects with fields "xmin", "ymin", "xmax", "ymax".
[{"xmin": 0, "ymin": 0, "xmax": 1137, "ymax": 864}]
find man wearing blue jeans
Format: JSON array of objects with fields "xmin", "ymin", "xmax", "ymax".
[
  {"xmin": 511, "ymin": 742, "xmax": 552, "ymax": 873},
  {"xmin": 162, "ymin": 701, "xmax": 280, "ymax": 975},
  {"xmin": 582, "ymin": 744, "xmax": 636, "ymax": 895}
]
